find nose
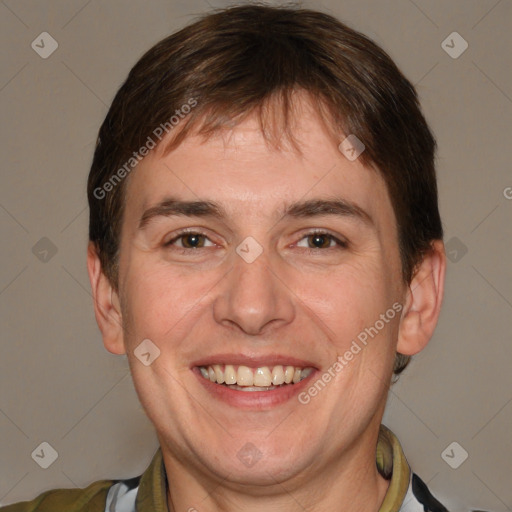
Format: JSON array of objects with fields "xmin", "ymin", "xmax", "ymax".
[{"xmin": 212, "ymin": 248, "xmax": 295, "ymax": 336}]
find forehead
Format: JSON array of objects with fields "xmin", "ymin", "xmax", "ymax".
[{"xmin": 123, "ymin": 98, "xmax": 395, "ymax": 236}]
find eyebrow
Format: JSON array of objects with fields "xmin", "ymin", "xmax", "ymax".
[{"xmin": 138, "ymin": 196, "xmax": 374, "ymax": 230}]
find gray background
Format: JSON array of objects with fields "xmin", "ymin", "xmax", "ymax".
[{"xmin": 0, "ymin": 0, "xmax": 511, "ymax": 510}]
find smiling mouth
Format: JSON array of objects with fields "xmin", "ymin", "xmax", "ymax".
[{"xmin": 198, "ymin": 364, "xmax": 314, "ymax": 391}]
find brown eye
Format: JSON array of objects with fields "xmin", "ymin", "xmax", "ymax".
[
  {"xmin": 296, "ymin": 231, "xmax": 348, "ymax": 251},
  {"xmin": 180, "ymin": 233, "xmax": 206, "ymax": 248},
  {"xmin": 307, "ymin": 233, "xmax": 333, "ymax": 249},
  {"xmin": 165, "ymin": 232, "xmax": 214, "ymax": 249}
]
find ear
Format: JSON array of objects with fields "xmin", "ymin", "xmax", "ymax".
[
  {"xmin": 87, "ymin": 242, "xmax": 126, "ymax": 355},
  {"xmin": 396, "ymin": 240, "xmax": 446, "ymax": 356}
]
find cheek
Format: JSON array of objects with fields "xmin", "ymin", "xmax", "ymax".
[
  {"xmin": 120, "ymin": 261, "xmax": 203, "ymax": 343},
  {"xmin": 120, "ymin": 255, "xmax": 232, "ymax": 359},
  {"xmin": 296, "ymin": 257, "xmax": 390, "ymax": 334}
]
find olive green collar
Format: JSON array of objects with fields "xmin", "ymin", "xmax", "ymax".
[{"xmin": 377, "ymin": 424, "xmax": 411, "ymax": 511}]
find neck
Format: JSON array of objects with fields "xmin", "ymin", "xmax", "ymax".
[{"xmin": 161, "ymin": 422, "xmax": 390, "ymax": 512}]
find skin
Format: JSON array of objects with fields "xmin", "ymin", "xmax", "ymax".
[{"xmin": 88, "ymin": 94, "xmax": 446, "ymax": 512}]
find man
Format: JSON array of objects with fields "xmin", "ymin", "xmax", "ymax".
[{"xmin": 2, "ymin": 4, "xmax": 449, "ymax": 511}]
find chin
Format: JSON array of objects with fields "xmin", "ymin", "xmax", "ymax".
[
  {"xmin": 205, "ymin": 438, "xmax": 312, "ymax": 486},
  {"xmin": 214, "ymin": 456, "xmax": 307, "ymax": 488}
]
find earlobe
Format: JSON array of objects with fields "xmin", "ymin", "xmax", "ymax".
[
  {"xmin": 86, "ymin": 242, "xmax": 126, "ymax": 355},
  {"xmin": 396, "ymin": 240, "xmax": 446, "ymax": 356}
]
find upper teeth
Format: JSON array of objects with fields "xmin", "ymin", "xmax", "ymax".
[{"xmin": 199, "ymin": 365, "xmax": 313, "ymax": 387}]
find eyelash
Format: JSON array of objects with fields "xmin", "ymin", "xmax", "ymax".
[{"xmin": 164, "ymin": 229, "xmax": 348, "ymax": 253}]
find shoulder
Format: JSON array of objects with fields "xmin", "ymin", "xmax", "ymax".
[
  {"xmin": 1, "ymin": 449, "xmax": 161, "ymax": 512},
  {"xmin": 0, "ymin": 479, "xmax": 115, "ymax": 512}
]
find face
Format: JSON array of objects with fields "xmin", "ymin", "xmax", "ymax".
[{"xmin": 108, "ymin": 97, "xmax": 408, "ymax": 486}]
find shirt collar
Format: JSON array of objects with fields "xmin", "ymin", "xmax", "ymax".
[
  {"xmin": 377, "ymin": 424, "xmax": 411, "ymax": 511},
  {"xmin": 135, "ymin": 444, "xmax": 168, "ymax": 511},
  {"xmin": 135, "ymin": 424, "xmax": 411, "ymax": 511}
]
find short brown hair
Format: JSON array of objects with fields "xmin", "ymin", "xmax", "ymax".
[{"xmin": 87, "ymin": 4, "xmax": 443, "ymax": 375}]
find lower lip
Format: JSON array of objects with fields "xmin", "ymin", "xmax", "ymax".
[{"xmin": 193, "ymin": 368, "xmax": 317, "ymax": 410}]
